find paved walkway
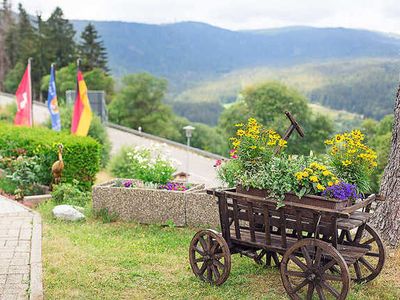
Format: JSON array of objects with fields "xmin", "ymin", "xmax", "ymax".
[{"xmin": 0, "ymin": 196, "xmax": 42, "ymax": 300}]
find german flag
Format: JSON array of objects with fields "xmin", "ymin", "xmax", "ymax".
[{"xmin": 71, "ymin": 70, "xmax": 92, "ymax": 136}]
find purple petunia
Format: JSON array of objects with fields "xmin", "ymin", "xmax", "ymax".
[
  {"xmin": 158, "ymin": 182, "xmax": 189, "ymax": 191},
  {"xmin": 123, "ymin": 180, "xmax": 133, "ymax": 188},
  {"xmin": 322, "ymin": 182, "xmax": 360, "ymax": 201}
]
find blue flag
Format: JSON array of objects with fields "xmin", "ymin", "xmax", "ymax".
[{"xmin": 47, "ymin": 65, "xmax": 61, "ymax": 131}]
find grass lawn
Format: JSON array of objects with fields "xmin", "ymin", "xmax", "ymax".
[{"xmin": 38, "ymin": 201, "xmax": 400, "ymax": 300}]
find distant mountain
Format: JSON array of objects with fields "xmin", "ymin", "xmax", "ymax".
[{"xmin": 71, "ymin": 21, "xmax": 400, "ymax": 92}]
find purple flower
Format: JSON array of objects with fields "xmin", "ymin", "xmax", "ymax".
[
  {"xmin": 322, "ymin": 182, "xmax": 360, "ymax": 201},
  {"xmin": 158, "ymin": 182, "xmax": 188, "ymax": 191},
  {"xmin": 123, "ymin": 180, "xmax": 133, "ymax": 188}
]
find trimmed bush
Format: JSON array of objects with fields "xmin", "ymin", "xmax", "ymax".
[{"xmin": 0, "ymin": 122, "xmax": 101, "ymax": 190}]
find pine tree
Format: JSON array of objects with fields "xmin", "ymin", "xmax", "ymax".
[
  {"xmin": 44, "ymin": 7, "xmax": 76, "ymax": 68},
  {"xmin": 0, "ymin": 0, "xmax": 13, "ymax": 89},
  {"xmin": 79, "ymin": 23, "xmax": 109, "ymax": 73}
]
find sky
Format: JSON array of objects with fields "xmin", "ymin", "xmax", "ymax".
[{"xmin": 12, "ymin": 0, "xmax": 400, "ymax": 34}]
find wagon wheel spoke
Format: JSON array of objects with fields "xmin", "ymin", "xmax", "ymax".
[
  {"xmin": 193, "ymin": 257, "xmax": 205, "ymax": 263},
  {"xmin": 213, "ymin": 259, "xmax": 225, "ymax": 270},
  {"xmin": 320, "ymin": 259, "xmax": 337, "ymax": 274},
  {"xmin": 210, "ymin": 241, "xmax": 219, "ymax": 254},
  {"xmin": 362, "ymin": 237, "xmax": 375, "ymax": 246},
  {"xmin": 292, "ymin": 279, "xmax": 309, "ymax": 293},
  {"xmin": 199, "ymin": 262, "xmax": 207, "ymax": 275},
  {"xmin": 194, "ymin": 246, "xmax": 205, "ymax": 256},
  {"xmin": 316, "ymin": 284, "xmax": 327, "ymax": 300},
  {"xmin": 207, "ymin": 234, "xmax": 213, "ymax": 251},
  {"xmin": 198, "ymin": 236, "xmax": 208, "ymax": 251},
  {"xmin": 354, "ymin": 261, "xmax": 362, "ymax": 280},
  {"xmin": 301, "ymin": 246, "xmax": 312, "ymax": 267},
  {"xmin": 359, "ymin": 257, "xmax": 375, "ymax": 273},
  {"xmin": 307, "ymin": 282, "xmax": 315, "ymax": 299},
  {"xmin": 365, "ymin": 251, "xmax": 380, "ymax": 257},
  {"xmin": 290, "ymin": 255, "xmax": 308, "ymax": 271},
  {"xmin": 320, "ymin": 280, "xmax": 340, "ymax": 298},
  {"xmin": 313, "ymin": 246, "xmax": 322, "ymax": 267},
  {"xmin": 285, "ymin": 270, "xmax": 306, "ymax": 278},
  {"xmin": 214, "ymin": 252, "xmax": 225, "ymax": 260},
  {"xmin": 211, "ymin": 265, "xmax": 220, "ymax": 280},
  {"xmin": 322, "ymin": 273, "xmax": 343, "ymax": 281},
  {"xmin": 206, "ymin": 265, "xmax": 212, "ymax": 282}
]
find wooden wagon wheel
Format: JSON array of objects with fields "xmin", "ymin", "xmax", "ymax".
[
  {"xmin": 280, "ymin": 238, "xmax": 350, "ymax": 300},
  {"xmin": 339, "ymin": 223, "xmax": 385, "ymax": 283},
  {"xmin": 189, "ymin": 229, "xmax": 231, "ymax": 286},
  {"xmin": 254, "ymin": 249, "xmax": 280, "ymax": 267}
]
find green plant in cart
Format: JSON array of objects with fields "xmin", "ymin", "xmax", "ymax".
[{"xmin": 324, "ymin": 130, "xmax": 377, "ymax": 193}]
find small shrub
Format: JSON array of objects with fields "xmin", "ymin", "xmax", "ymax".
[
  {"xmin": 6, "ymin": 155, "xmax": 43, "ymax": 197},
  {"xmin": 0, "ymin": 103, "xmax": 17, "ymax": 123},
  {"xmin": 109, "ymin": 145, "xmax": 176, "ymax": 184},
  {"xmin": 0, "ymin": 122, "xmax": 101, "ymax": 190},
  {"xmin": 45, "ymin": 105, "xmax": 111, "ymax": 168},
  {"xmin": 51, "ymin": 180, "xmax": 91, "ymax": 207}
]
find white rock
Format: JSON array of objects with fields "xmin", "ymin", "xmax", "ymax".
[{"xmin": 52, "ymin": 205, "xmax": 85, "ymax": 221}]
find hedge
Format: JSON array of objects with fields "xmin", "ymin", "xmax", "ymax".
[{"xmin": 0, "ymin": 123, "xmax": 101, "ymax": 190}]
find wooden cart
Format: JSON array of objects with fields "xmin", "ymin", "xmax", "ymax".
[{"xmin": 189, "ymin": 188, "xmax": 385, "ymax": 300}]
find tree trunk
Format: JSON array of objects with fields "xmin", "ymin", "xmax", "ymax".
[{"xmin": 371, "ymin": 83, "xmax": 400, "ymax": 247}]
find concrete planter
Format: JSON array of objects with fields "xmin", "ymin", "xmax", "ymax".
[{"xmin": 92, "ymin": 180, "xmax": 219, "ymax": 228}]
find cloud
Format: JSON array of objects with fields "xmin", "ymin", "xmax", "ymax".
[{"xmin": 14, "ymin": 0, "xmax": 400, "ymax": 34}]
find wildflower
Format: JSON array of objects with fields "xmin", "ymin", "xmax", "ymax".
[
  {"xmin": 295, "ymin": 172, "xmax": 303, "ymax": 180},
  {"xmin": 250, "ymin": 145, "xmax": 257, "ymax": 149},
  {"xmin": 278, "ymin": 139, "xmax": 287, "ymax": 147},
  {"xmin": 324, "ymin": 139, "xmax": 334, "ymax": 145},
  {"xmin": 213, "ymin": 159, "xmax": 222, "ymax": 168},
  {"xmin": 302, "ymin": 171, "xmax": 309, "ymax": 177},
  {"xmin": 342, "ymin": 160, "xmax": 352, "ymax": 167},
  {"xmin": 235, "ymin": 123, "xmax": 244, "ymax": 127},
  {"xmin": 322, "ymin": 170, "xmax": 331, "ymax": 176},
  {"xmin": 328, "ymin": 181, "xmax": 333, "ymax": 187},
  {"xmin": 316, "ymin": 184, "xmax": 325, "ymax": 191},
  {"xmin": 236, "ymin": 129, "xmax": 245, "ymax": 136},
  {"xmin": 335, "ymin": 134, "xmax": 343, "ymax": 142},
  {"xmin": 310, "ymin": 175, "xmax": 318, "ymax": 183}
]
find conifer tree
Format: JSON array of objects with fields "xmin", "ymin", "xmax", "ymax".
[
  {"xmin": 0, "ymin": 0, "xmax": 13, "ymax": 89},
  {"xmin": 44, "ymin": 7, "xmax": 76, "ymax": 68},
  {"xmin": 79, "ymin": 23, "xmax": 109, "ymax": 73}
]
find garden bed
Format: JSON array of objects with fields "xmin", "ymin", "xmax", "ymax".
[{"xmin": 92, "ymin": 179, "xmax": 219, "ymax": 227}]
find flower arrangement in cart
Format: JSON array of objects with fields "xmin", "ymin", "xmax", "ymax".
[{"xmin": 216, "ymin": 117, "xmax": 377, "ymax": 207}]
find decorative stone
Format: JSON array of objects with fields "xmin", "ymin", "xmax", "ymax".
[{"xmin": 52, "ymin": 205, "xmax": 85, "ymax": 221}]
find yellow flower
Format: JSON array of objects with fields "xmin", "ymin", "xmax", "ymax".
[
  {"xmin": 249, "ymin": 145, "xmax": 257, "ymax": 149},
  {"xmin": 236, "ymin": 129, "xmax": 245, "ymax": 136},
  {"xmin": 324, "ymin": 139, "xmax": 334, "ymax": 145},
  {"xmin": 316, "ymin": 184, "xmax": 325, "ymax": 191},
  {"xmin": 295, "ymin": 172, "xmax": 303, "ymax": 180},
  {"xmin": 310, "ymin": 175, "xmax": 318, "ymax": 183},
  {"xmin": 322, "ymin": 170, "xmax": 331, "ymax": 176},
  {"xmin": 335, "ymin": 134, "xmax": 343, "ymax": 142},
  {"xmin": 235, "ymin": 123, "xmax": 244, "ymax": 127},
  {"xmin": 328, "ymin": 181, "xmax": 334, "ymax": 187},
  {"xmin": 267, "ymin": 140, "xmax": 277, "ymax": 146},
  {"xmin": 302, "ymin": 171, "xmax": 309, "ymax": 177},
  {"xmin": 342, "ymin": 160, "xmax": 352, "ymax": 167},
  {"xmin": 278, "ymin": 139, "xmax": 287, "ymax": 147},
  {"xmin": 232, "ymin": 140, "xmax": 241, "ymax": 148}
]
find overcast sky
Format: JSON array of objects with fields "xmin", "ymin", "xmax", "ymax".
[{"xmin": 13, "ymin": 0, "xmax": 400, "ymax": 34}]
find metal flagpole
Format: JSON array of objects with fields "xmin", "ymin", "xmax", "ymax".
[{"xmin": 28, "ymin": 57, "xmax": 33, "ymax": 126}]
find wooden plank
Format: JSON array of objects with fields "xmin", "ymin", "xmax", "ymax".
[
  {"xmin": 342, "ymin": 194, "xmax": 376, "ymax": 214},
  {"xmin": 232, "ymin": 199, "xmax": 241, "ymax": 239},
  {"xmin": 247, "ymin": 202, "xmax": 256, "ymax": 242},
  {"xmin": 263, "ymin": 206, "xmax": 271, "ymax": 245},
  {"xmin": 280, "ymin": 209, "xmax": 287, "ymax": 248},
  {"xmin": 295, "ymin": 210, "xmax": 303, "ymax": 239}
]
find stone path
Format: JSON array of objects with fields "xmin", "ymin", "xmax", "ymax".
[{"xmin": 0, "ymin": 196, "xmax": 42, "ymax": 300}]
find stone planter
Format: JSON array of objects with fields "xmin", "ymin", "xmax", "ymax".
[{"xmin": 92, "ymin": 180, "xmax": 220, "ymax": 227}]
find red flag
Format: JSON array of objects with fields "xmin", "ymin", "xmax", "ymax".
[{"xmin": 14, "ymin": 62, "xmax": 32, "ymax": 126}]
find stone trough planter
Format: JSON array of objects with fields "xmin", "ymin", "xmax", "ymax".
[{"xmin": 92, "ymin": 180, "xmax": 220, "ymax": 227}]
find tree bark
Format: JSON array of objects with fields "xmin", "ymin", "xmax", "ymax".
[{"xmin": 371, "ymin": 83, "xmax": 400, "ymax": 247}]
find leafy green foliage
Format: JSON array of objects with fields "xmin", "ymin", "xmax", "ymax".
[
  {"xmin": 51, "ymin": 179, "xmax": 91, "ymax": 207},
  {"xmin": 109, "ymin": 146, "xmax": 176, "ymax": 184},
  {"xmin": 6, "ymin": 155, "xmax": 43, "ymax": 197},
  {"xmin": 0, "ymin": 102, "xmax": 16, "ymax": 123},
  {"xmin": 40, "ymin": 63, "xmax": 114, "ymax": 103},
  {"xmin": 0, "ymin": 122, "xmax": 101, "ymax": 190},
  {"xmin": 218, "ymin": 82, "xmax": 334, "ymax": 156},
  {"xmin": 44, "ymin": 105, "xmax": 111, "ymax": 167},
  {"xmin": 108, "ymin": 73, "xmax": 177, "ymax": 138}
]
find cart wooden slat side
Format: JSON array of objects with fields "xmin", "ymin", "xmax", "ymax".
[{"xmin": 189, "ymin": 188, "xmax": 385, "ymax": 300}]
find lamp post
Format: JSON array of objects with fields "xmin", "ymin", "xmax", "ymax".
[{"xmin": 183, "ymin": 125, "xmax": 195, "ymax": 181}]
